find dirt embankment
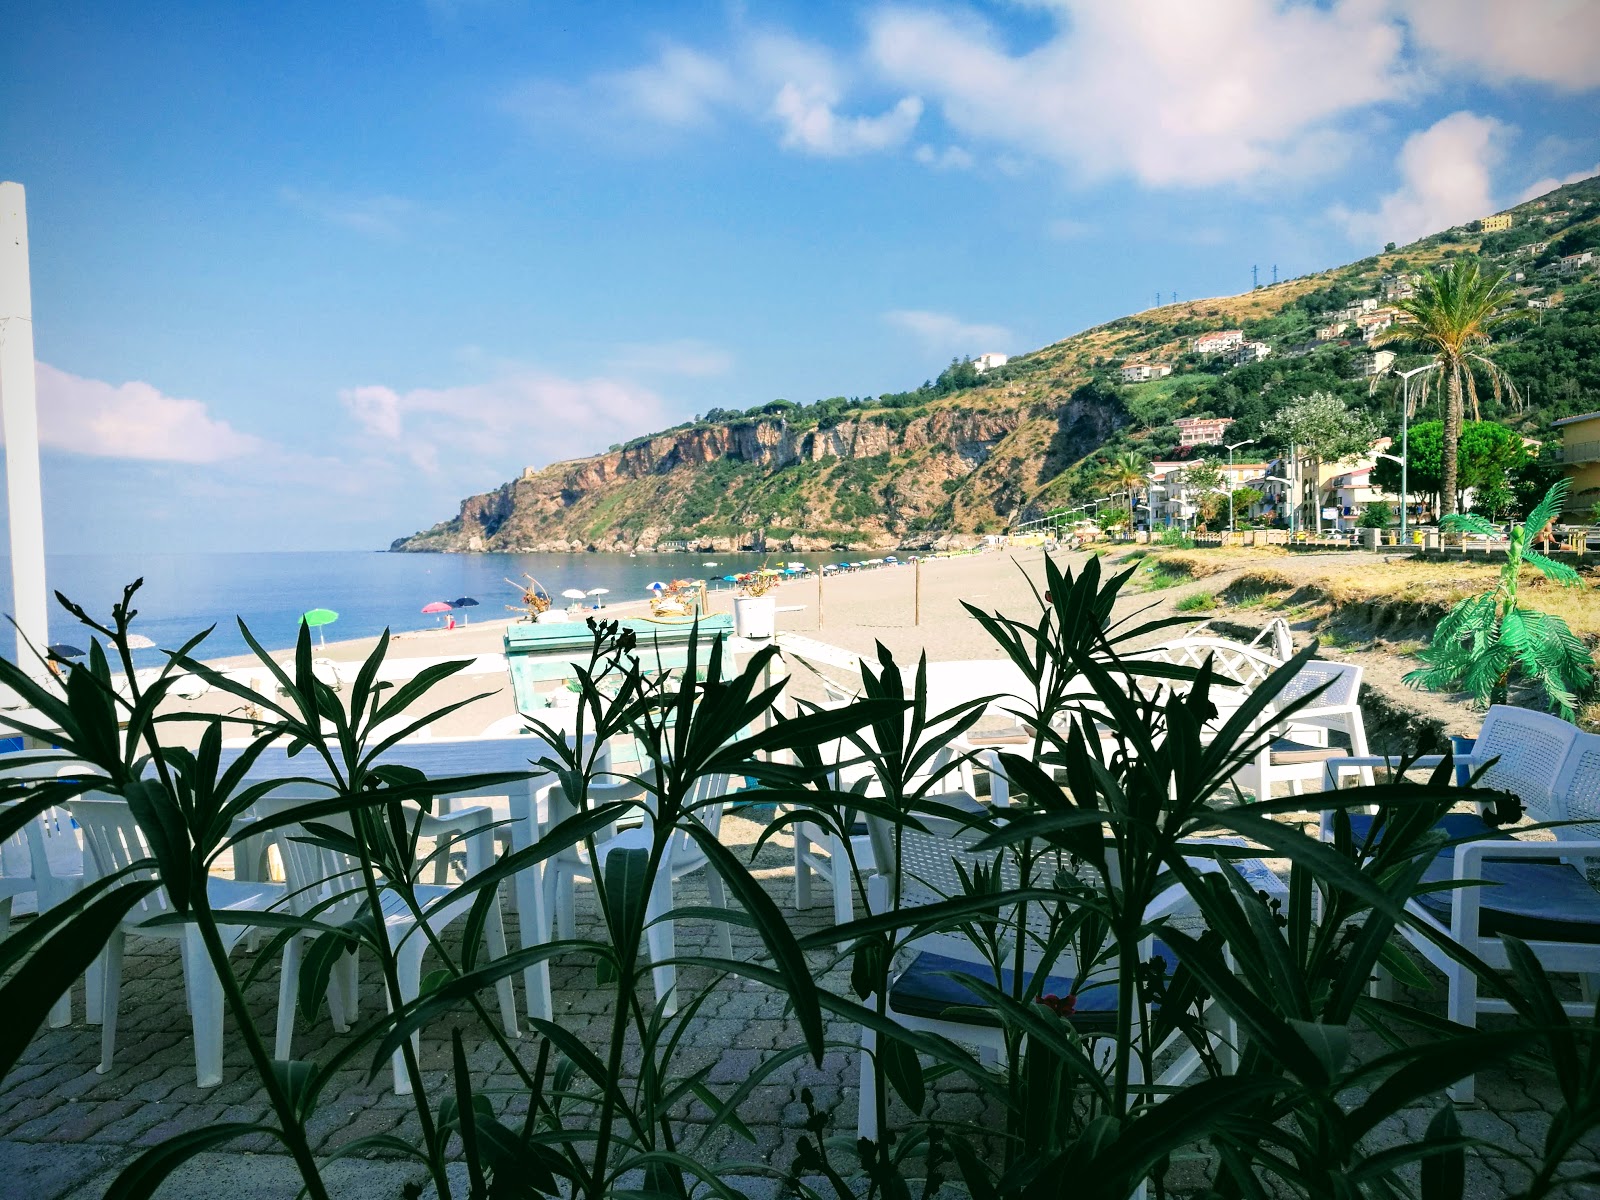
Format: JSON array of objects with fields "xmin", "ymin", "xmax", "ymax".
[{"xmin": 1105, "ymin": 546, "xmax": 1600, "ymax": 748}]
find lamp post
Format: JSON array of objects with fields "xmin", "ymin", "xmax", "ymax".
[
  {"xmin": 1225, "ymin": 439, "xmax": 1256, "ymax": 535},
  {"xmin": 1374, "ymin": 453, "xmax": 1405, "ymax": 544},
  {"xmin": 1390, "ymin": 363, "xmax": 1439, "ymax": 545}
]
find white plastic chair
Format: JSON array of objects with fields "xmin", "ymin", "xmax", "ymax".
[
  {"xmin": 260, "ymin": 786, "xmax": 518, "ymax": 1095},
  {"xmin": 1323, "ymin": 716, "xmax": 1600, "ymax": 1102},
  {"xmin": 540, "ymin": 768, "xmax": 734, "ymax": 1014},
  {"xmin": 1232, "ymin": 660, "xmax": 1368, "ymax": 800},
  {"xmin": 66, "ymin": 793, "xmax": 291, "ymax": 1089},
  {"xmin": 791, "ymin": 712, "xmax": 982, "ymax": 932},
  {"xmin": 853, "ymin": 814, "xmax": 1237, "ymax": 1144},
  {"xmin": 1, "ymin": 755, "xmax": 108, "ymax": 1027}
]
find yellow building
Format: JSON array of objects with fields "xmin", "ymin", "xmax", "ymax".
[
  {"xmin": 1554, "ymin": 411, "xmax": 1600, "ymax": 512},
  {"xmin": 1480, "ymin": 213, "xmax": 1513, "ymax": 233}
]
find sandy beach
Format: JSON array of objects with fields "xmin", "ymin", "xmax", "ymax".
[{"xmin": 180, "ymin": 549, "xmax": 1068, "ymax": 738}]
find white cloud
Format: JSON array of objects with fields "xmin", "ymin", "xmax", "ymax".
[
  {"xmin": 866, "ymin": 0, "xmax": 1409, "ymax": 187},
  {"xmin": 278, "ymin": 187, "xmax": 421, "ymax": 239},
  {"xmin": 1399, "ymin": 0, "xmax": 1600, "ymax": 90},
  {"xmin": 1517, "ymin": 162, "xmax": 1600, "ymax": 205},
  {"xmin": 602, "ymin": 44, "xmax": 738, "ymax": 127},
  {"xmin": 26, "ymin": 363, "xmax": 263, "ymax": 463},
  {"xmin": 775, "ymin": 87, "xmax": 921, "ymax": 155},
  {"xmin": 1330, "ymin": 111, "xmax": 1505, "ymax": 247},
  {"xmin": 885, "ymin": 309, "xmax": 1012, "ymax": 352},
  {"xmin": 915, "ymin": 144, "xmax": 976, "ymax": 170},
  {"xmin": 337, "ymin": 369, "xmax": 668, "ymax": 477},
  {"xmin": 610, "ymin": 340, "xmax": 734, "ymax": 378},
  {"xmin": 508, "ymin": 28, "xmax": 922, "ymax": 158}
]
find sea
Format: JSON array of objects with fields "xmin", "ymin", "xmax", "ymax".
[{"xmin": 0, "ymin": 549, "xmax": 843, "ymax": 667}]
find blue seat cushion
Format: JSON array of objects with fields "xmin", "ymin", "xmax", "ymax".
[
  {"xmin": 888, "ymin": 943, "xmax": 1172, "ymax": 1031},
  {"xmin": 1343, "ymin": 810, "xmax": 1502, "ymax": 853},
  {"xmin": 1415, "ymin": 857, "xmax": 1600, "ymax": 945}
]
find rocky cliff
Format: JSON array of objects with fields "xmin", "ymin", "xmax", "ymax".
[{"xmin": 392, "ymin": 175, "xmax": 1600, "ymax": 554}]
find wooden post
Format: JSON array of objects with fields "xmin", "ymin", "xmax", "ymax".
[{"xmin": 914, "ymin": 558, "xmax": 921, "ymax": 626}]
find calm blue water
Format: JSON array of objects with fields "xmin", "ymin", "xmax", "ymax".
[{"xmin": 0, "ymin": 550, "xmax": 840, "ymax": 665}]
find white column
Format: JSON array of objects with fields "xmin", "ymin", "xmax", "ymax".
[{"xmin": 0, "ymin": 182, "xmax": 50, "ymax": 678}]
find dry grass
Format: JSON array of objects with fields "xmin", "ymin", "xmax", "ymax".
[{"xmin": 1192, "ymin": 550, "xmax": 1600, "ymax": 641}]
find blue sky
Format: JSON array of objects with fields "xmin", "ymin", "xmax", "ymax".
[{"xmin": 3, "ymin": 0, "xmax": 1599, "ymax": 553}]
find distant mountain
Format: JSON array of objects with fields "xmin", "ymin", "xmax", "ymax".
[{"xmin": 393, "ymin": 176, "xmax": 1600, "ymax": 555}]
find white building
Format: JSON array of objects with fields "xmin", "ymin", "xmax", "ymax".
[
  {"xmin": 1120, "ymin": 362, "xmax": 1172, "ymax": 382},
  {"xmin": 1352, "ymin": 349, "xmax": 1397, "ymax": 377},
  {"xmin": 1234, "ymin": 341, "xmax": 1272, "ymax": 365},
  {"xmin": 1316, "ymin": 322, "xmax": 1350, "ymax": 341},
  {"xmin": 1192, "ymin": 329, "xmax": 1245, "ymax": 355},
  {"xmin": 1560, "ymin": 252, "xmax": 1595, "ymax": 276},
  {"xmin": 974, "ymin": 352, "xmax": 1009, "ymax": 373}
]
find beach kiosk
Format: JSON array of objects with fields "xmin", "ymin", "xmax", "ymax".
[{"xmin": 503, "ymin": 613, "xmax": 739, "ymax": 715}]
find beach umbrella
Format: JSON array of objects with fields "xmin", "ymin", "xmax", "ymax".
[
  {"xmin": 561, "ymin": 588, "xmax": 587, "ymax": 601},
  {"xmin": 421, "ymin": 601, "xmax": 452, "ymax": 613},
  {"xmin": 125, "ymin": 634, "xmax": 156, "ymax": 650},
  {"xmin": 586, "ymin": 587, "xmax": 609, "ymax": 609},
  {"xmin": 47, "ymin": 643, "xmax": 85, "ymax": 659},
  {"xmin": 722, "ymin": 575, "xmax": 738, "ymax": 582},
  {"xmin": 301, "ymin": 608, "xmax": 339, "ymax": 647},
  {"xmin": 451, "ymin": 597, "xmax": 479, "ymax": 609},
  {"xmin": 645, "ymin": 581, "xmax": 666, "ymax": 592}
]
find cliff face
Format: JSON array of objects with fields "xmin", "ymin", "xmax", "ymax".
[{"xmin": 394, "ymin": 404, "xmax": 1043, "ymax": 553}]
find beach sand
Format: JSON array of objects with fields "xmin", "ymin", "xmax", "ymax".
[{"xmin": 178, "ymin": 548, "xmax": 1070, "ymax": 739}]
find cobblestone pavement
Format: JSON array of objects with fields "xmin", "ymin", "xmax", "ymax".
[{"xmin": 1, "ymin": 815, "xmax": 1597, "ymax": 1199}]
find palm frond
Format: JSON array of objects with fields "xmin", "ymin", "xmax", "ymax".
[
  {"xmin": 1522, "ymin": 549, "xmax": 1582, "ymax": 587},
  {"xmin": 1522, "ymin": 478, "xmax": 1572, "ymax": 543},
  {"xmin": 1440, "ymin": 514, "xmax": 1497, "ymax": 537}
]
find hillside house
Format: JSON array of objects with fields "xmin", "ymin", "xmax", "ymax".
[
  {"xmin": 1351, "ymin": 349, "xmax": 1397, "ymax": 377},
  {"xmin": 1380, "ymin": 273, "xmax": 1420, "ymax": 300},
  {"xmin": 1234, "ymin": 341, "xmax": 1272, "ymax": 365},
  {"xmin": 1480, "ymin": 214, "xmax": 1513, "ymax": 232},
  {"xmin": 1174, "ymin": 415, "xmax": 1235, "ymax": 447},
  {"xmin": 1120, "ymin": 362, "xmax": 1172, "ymax": 383},
  {"xmin": 1316, "ymin": 322, "xmax": 1350, "ymax": 341},
  {"xmin": 1554, "ymin": 410, "xmax": 1600, "ymax": 513},
  {"xmin": 1517, "ymin": 241, "xmax": 1551, "ymax": 258},
  {"xmin": 974, "ymin": 352, "xmax": 1009, "ymax": 372},
  {"xmin": 1559, "ymin": 252, "xmax": 1595, "ymax": 276},
  {"xmin": 1357, "ymin": 313, "xmax": 1395, "ymax": 341},
  {"xmin": 1192, "ymin": 329, "xmax": 1244, "ymax": 355}
]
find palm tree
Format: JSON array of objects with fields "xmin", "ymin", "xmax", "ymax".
[
  {"xmin": 1405, "ymin": 479, "xmax": 1592, "ymax": 718},
  {"xmin": 1383, "ymin": 259, "xmax": 1521, "ymax": 518},
  {"xmin": 1102, "ymin": 451, "xmax": 1149, "ymax": 521}
]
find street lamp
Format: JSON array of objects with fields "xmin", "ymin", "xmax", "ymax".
[
  {"xmin": 1389, "ymin": 363, "xmax": 1439, "ymax": 545},
  {"xmin": 1225, "ymin": 439, "xmax": 1256, "ymax": 534}
]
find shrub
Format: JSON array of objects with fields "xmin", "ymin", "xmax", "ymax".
[
  {"xmin": 1175, "ymin": 590, "xmax": 1217, "ymax": 612},
  {"xmin": 5, "ymin": 566, "xmax": 1597, "ymax": 1200}
]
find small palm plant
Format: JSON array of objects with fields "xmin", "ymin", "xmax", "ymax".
[{"xmin": 1405, "ymin": 478, "xmax": 1595, "ymax": 717}]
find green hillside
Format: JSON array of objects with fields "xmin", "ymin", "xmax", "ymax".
[{"xmin": 393, "ymin": 175, "xmax": 1600, "ymax": 555}]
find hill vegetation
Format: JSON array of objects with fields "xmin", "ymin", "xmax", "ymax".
[{"xmin": 393, "ymin": 176, "xmax": 1600, "ymax": 555}]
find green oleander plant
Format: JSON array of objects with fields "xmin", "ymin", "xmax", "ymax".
[
  {"xmin": 1406, "ymin": 478, "xmax": 1595, "ymax": 718},
  {"xmin": 0, "ymin": 558, "xmax": 1597, "ymax": 1199}
]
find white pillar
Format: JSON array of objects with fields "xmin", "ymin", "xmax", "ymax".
[{"xmin": 0, "ymin": 182, "xmax": 50, "ymax": 678}]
